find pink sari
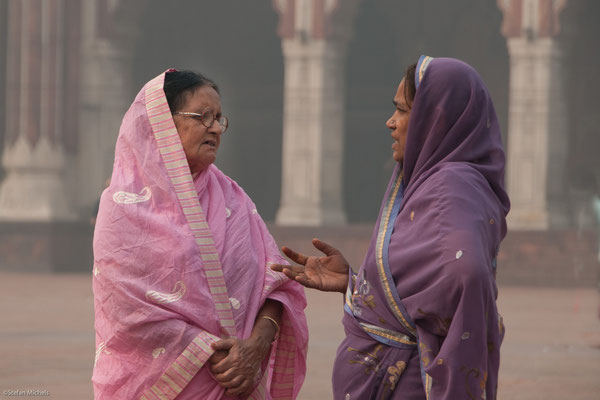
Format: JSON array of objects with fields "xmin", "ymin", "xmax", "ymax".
[{"xmin": 92, "ymin": 70, "xmax": 308, "ymax": 399}]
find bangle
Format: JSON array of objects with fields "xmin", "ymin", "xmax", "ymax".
[{"xmin": 260, "ymin": 315, "xmax": 280, "ymax": 339}]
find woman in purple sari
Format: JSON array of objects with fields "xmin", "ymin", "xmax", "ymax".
[{"xmin": 272, "ymin": 56, "xmax": 510, "ymax": 399}]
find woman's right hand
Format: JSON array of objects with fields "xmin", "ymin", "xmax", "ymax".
[{"xmin": 271, "ymin": 238, "xmax": 350, "ymax": 293}]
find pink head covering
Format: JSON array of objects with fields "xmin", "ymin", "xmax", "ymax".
[{"xmin": 92, "ymin": 70, "xmax": 308, "ymax": 399}]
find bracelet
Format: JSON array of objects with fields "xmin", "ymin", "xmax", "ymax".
[{"xmin": 260, "ymin": 315, "xmax": 280, "ymax": 339}]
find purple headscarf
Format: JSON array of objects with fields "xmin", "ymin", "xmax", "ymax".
[{"xmin": 403, "ymin": 57, "xmax": 510, "ymax": 218}]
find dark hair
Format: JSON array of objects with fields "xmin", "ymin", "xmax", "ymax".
[
  {"xmin": 403, "ymin": 63, "xmax": 417, "ymax": 108},
  {"xmin": 163, "ymin": 70, "xmax": 219, "ymax": 112}
]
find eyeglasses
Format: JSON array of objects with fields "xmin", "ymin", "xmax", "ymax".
[{"xmin": 173, "ymin": 111, "xmax": 229, "ymax": 133}]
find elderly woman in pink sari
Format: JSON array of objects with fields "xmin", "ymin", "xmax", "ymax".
[
  {"xmin": 273, "ymin": 56, "xmax": 510, "ymax": 399},
  {"xmin": 92, "ymin": 70, "xmax": 308, "ymax": 399}
]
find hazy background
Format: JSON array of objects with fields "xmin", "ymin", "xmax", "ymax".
[
  {"xmin": 128, "ymin": 0, "xmax": 509, "ymax": 222},
  {"xmin": 115, "ymin": 0, "xmax": 599, "ymax": 223},
  {"xmin": 1, "ymin": 0, "xmax": 598, "ymax": 223},
  {"xmin": 0, "ymin": 1, "xmax": 599, "ymax": 399}
]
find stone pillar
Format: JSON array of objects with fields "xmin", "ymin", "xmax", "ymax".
[
  {"xmin": 0, "ymin": 0, "xmax": 74, "ymax": 221},
  {"xmin": 498, "ymin": 0, "xmax": 569, "ymax": 229},
  {"xmin": 0, "ymin": 0, "xmax": 7, "ymax": 175},
  {"xmin": 274, "ymin": 0, "xmax": 360, "ymax": 226},
  {"xmin": 76, "ymin": 0, "xmax": 142, "ymax": 211}
]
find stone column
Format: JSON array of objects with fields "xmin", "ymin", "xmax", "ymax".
[
  {"xmin": 0, "ymin": 2, "xmax": 7, "ymax": 174},
  {"xmin": 76, "ymin": 0, "xmax": 143, "ymax": 210},
  {"xmin": 0, "ymin": 0, "xmax": 74, "ymax": 221},
  {"xmin": 498, "ymin": 0, "xmax": 569, "ymax": 229},
  {"xmin": 274, "ymin": 0, "xmax": 360, "ymax": 226}
]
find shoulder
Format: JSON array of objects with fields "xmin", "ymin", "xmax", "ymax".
[
  {"xmin": 209, "ymin": 164, "xmax": 257, "ymax": 207},
  {"xmin": 430, "ymin": 163, "xmax": 488, "ymax": 195},
  {"xmin": 209, "ymin": 164, "xmax": 240, "ymax": 191},
  {"xmin": 420, "ymin": 163, "xmax": 496, "ymax": 218},
  {"xmin": 407, "ymin": 162, "xmax": 504, "ymax": 251},
  {"xmin": 419, "ymin": 165, "xmax": 500, "ymax": 283}
]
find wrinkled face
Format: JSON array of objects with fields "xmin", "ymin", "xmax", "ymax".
[
  {"xmin": 386, "ymin": 79, "xmax": 412, "ymax": 164},
  {"xmin": 172, "ymin": 85, "xmax": 223, "ymax": 175}
]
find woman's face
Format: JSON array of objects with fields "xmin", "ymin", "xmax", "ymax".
[
  {"xmin": 173, "ymin": 85, "xmax": 224, "ymax": 175},
  {"xmin": 386, "ymin": 79, "xmax": 412, "ymax": 164}
]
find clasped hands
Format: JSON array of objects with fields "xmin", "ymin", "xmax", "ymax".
[
  {"xmin": 208, "ymin": 238, "xmax": 348, "ymax": 398},
  {"xmin": 209, "ymin": 298, "xmax": 281, "ymax": 398},
  {"xmin": 208, "ymin": 331, "xmax": 271, "ymax": 398}
]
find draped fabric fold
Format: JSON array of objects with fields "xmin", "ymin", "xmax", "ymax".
[{"xmin": 92, "ymin": 70, "xmax": 308, "ymax": 400}]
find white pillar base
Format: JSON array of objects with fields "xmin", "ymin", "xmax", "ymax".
[
  {"xmin": 276, "ymin": 203, "xmax": 346, "ymax": 226},
  {"xmin": 0, "ymin": 135, "xmax": 75, "ymax": 221},
  {"xmin": 505, "ymin": 38, "xmax": 568, "ymax": 230},
  {"xmin": 506, "ymin": 208, "xmax": 549, "ymax": 230}
]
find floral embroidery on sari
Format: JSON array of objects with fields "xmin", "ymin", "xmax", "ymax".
[
  {"xmin": 460, "ymin": 366, "xmax": 487, "ymax": 400},
  {"xmin": 145, "ymin": 281, "xmax": 187, "ymax": 304},
  {"xmin": 347, "ymin": 344, "xmax": 383, "ymax": 375},
  {"xmin": 417, "ymin": 308, "xmax": 452, "ymax": 335},
  {"xmin": 113, "ymin": 187, "xmax": 152, "ymax": 204},
  {"xmin": 151, "ymin": 348, "xmax": 166, "ymax": 359},
  {"xmin": 385, "ymin": 361, "xmax": 407, "ymax": 392},
  {"xmin": 94, "ymin": 342, "xmax": 111, "ymax": 367},
  {"xmin": 352, "ymin": 270, "xmax": 377, "ymax": 317}
]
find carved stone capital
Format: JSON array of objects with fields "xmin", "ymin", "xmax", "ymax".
[
  {"xmin": 273, "ymin": 0, "xmax": 361, "ymax": 42},
  {"xmin": 497, "ymin": 0, "xmax": 568, "ymax": 39}
]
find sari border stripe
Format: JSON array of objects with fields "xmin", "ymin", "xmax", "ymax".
[
  {"xmin": 359, "ymin": 322, "xmax": 417, "ymax": 347},
  {"xmin": 144, "ymin": 71, "xmax": 237, "ymax": 339},
  {"xmin": 140, "ymin": 331, "xmax": 220, "ymax": 400},
  {"xmin": 375, "ymin": 166, "xmax": 417, "ymax": 337},
  {"xmin": 416, "ymin": 55, "xmax": 434, "ymax": 89},
  {"xmin": 270, "ymin": 314, "xmax": 297, "ymax": 399},
  {"xmin": 344, "ymin": 273, "xmax": 354, "ymax": 311}
]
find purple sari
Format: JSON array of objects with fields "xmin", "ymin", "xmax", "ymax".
[{"xmin": 332, "ymin": 56, "xmax": 510, "ymax": 399}]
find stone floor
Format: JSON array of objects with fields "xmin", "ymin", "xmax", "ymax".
[{"xmin": 0, "ymin": 271, "xmax": 599, "ymax": 399}]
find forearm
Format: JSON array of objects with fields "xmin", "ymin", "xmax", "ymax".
[
  {"xmin": 249, "ymin": 299, "xmax": 283, "ymax": 356},
  {"xmin": 339, "ymin": 269, "xmax": 354, "ymax": 301}
]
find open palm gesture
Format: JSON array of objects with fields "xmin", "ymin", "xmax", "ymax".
[{"xmin": 271, "ymin": 238, "xmax": 350, "ymax": 293}]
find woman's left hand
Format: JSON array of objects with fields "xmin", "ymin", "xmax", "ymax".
[{"xmin": 209, "ymin": 336, "xmax": 271, "ymax": 398}]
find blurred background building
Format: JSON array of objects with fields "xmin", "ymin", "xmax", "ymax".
[{"xmin": 0, "ymin": 0, "xmax": 598, "ymax": 278}]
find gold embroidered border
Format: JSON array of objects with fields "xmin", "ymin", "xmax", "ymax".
[
  {"xmin": 418, "ymin": 56, "xmax": 434, "ymax": 86},
  {"xmin": 359, "ymin": 322, "xmax": 417, "ymax": 346},
  {"xmin": 375, "ymin": 169, "xmax": 417, "ymax": 337}
]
